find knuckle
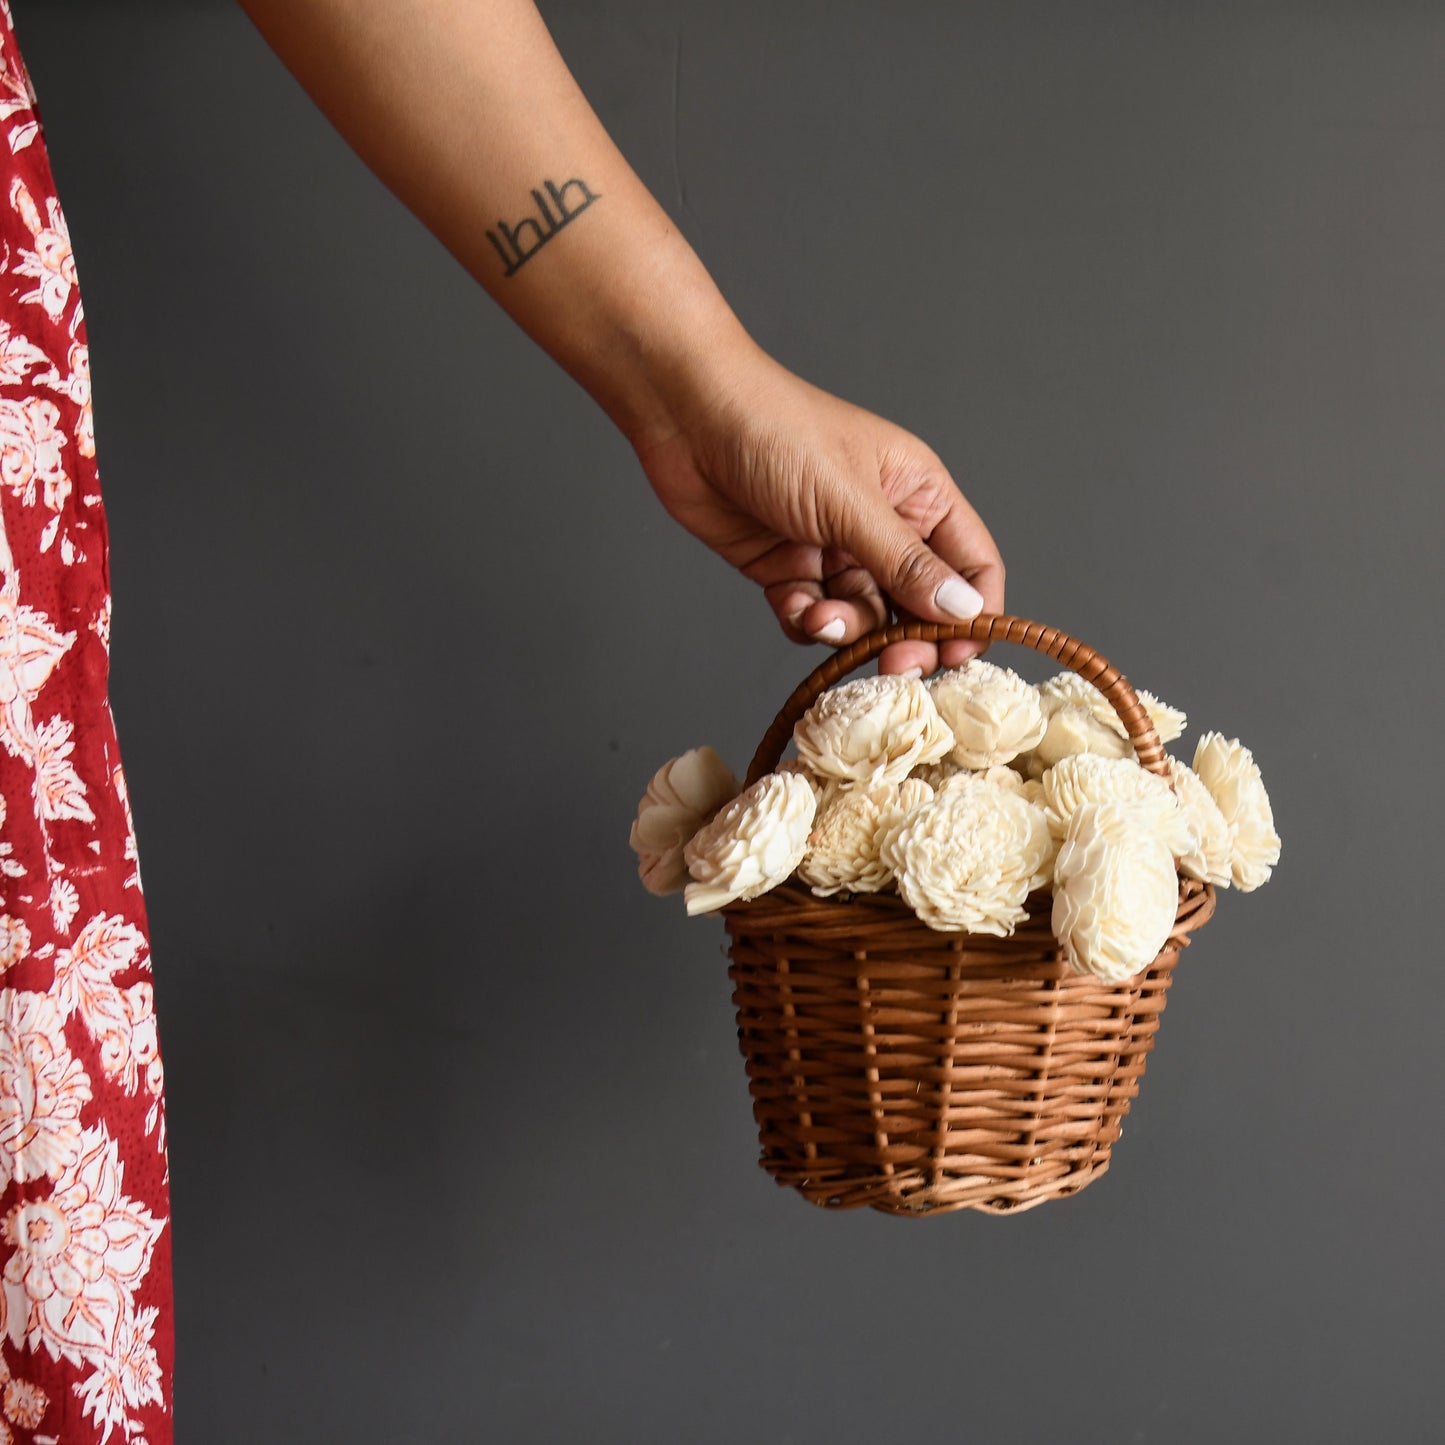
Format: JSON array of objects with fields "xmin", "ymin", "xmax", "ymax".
[{"xmin": 892, "ymin": 545, "xmax": 937, "ymax": 597}]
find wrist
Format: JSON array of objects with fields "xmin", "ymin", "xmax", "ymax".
[
  {"xmin": 569, "ymin": 233, "xmax": 762, "ymax": 453},
  {"xmin": 493, "ymin": 185, "xmax": 759, "ymax": 451}
]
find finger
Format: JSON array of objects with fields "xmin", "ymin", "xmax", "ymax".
[
  {"xmin": 745, "ymin": 542, "xmax": 847, "ymax": 646},
  {"xmin": 762, "ymin": 581, "xmax": 824, "ymax": 645},
  {"xmin": 940, "ymin": 636, "xmax": 987, "ymax": 666},
  {"xmin": 741, "ymin": 540, "xmax": 827, "ymax": 592},
  {"xmin": 797, "ymin": 547, "xmax": 890, "ymax": 644},
  {"xmin": 796, "ymin": 592, "xmax": 890, "ymax": 647},
  {"xmin": 878, "ymin": 637, "xmax": 939, "ymax": 676}
]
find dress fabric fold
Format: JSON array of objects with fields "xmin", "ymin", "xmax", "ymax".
[{"xmin": 0, "ymin": 5, "xmax": 175, "ymax": 1441}]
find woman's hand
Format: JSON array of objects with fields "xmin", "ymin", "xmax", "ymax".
[{"xmin": 634, "ymin": 354, "xmax": 1005, "ymax": 676}]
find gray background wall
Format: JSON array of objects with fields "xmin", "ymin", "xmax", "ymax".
[{"xmin": 16, "ymin": 1, "xmax": 1444, "ymax": 1440}]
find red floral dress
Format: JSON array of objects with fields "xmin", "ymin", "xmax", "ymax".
[{"xmin": 0, "ymin": 5, "xmax": 174, "ymax": 1441}]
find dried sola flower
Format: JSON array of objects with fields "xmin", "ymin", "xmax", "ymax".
[
  {"xmin": 1038, "ymin": 753, "xmax": 1194, "ymax": 856},
  {"xmin": 880, "ymin": 778, "xmax": 1053, "ymax": 935},
  {"xmin": 798, "ymin": 782, "xmax": 895, "ymax": 896},
  {"xmin": 793, "ymin": 674, "xmax": 954, "ymax": 786},
  {"xmin": 1052, "ymin": 801, "xmax": 1181, "ymax": 984},
  {"xmin": 683, "ymin": 772, "xmax": 816, "ymax": 915},
  {"xmin": 1039, "ymin": 671, "xmax": 1187, "ymax": 746},
  {"xmin": 927, "ymin": 660, "xmax": 1046, "ymax": 769},
  {"xmin": 800, "ymin": 775, "xmax": 940, "ymax": 897},
  {"xmin": 1022, "ymin": 703, "xmax": 1133, "ymax": 778},
  {"xmin": 1165, "ymin": 757, "xmax": 1235, "ymax": 887},
  {"xmin": 1136, "ymin": 691, "xmax": 1188, "ymax": 745},
  {"xmin": 629, "ymin": 746, "xmax": 740, "ymax": 896},
  {"xmin": 1192, "ymin": 733, "xmax": 1281, "ymax": 891}
]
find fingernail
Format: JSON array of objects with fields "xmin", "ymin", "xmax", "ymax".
[
  {"xmin": 899, "ymin": 666, "xmax": 924, "ymax": 681},
  {"xmin": 936, "ymin": 577, "xmax": 984, "ymax": 620},
  {"xmin": 813, "ymin": 619, "xmax": 846, "ymax": 644}
]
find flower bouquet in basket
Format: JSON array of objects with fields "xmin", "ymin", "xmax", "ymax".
[{"xmin": 631, "ymin": 618, "xmax": 1280, "ymax": 1216}]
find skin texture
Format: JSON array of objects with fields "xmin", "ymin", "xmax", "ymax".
[{"xmin": 236, "ymin": 0, "xmax": 1005, "ymax": 673}]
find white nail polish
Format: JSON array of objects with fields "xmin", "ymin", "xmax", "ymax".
[
  {"xmin": 814, "ymin": 619, "xmax": 846, "ymax": 643},
  {"xmin": 936, "ymin": 577, "xmax": 984, "ymax": 620}
]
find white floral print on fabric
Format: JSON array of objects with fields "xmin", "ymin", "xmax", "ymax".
[
  {"xmin": 0, "ymin": 6, "xmax": 174, "ymax": 1442},
  {"xmin": 0, "ymin": 25, "xmax": 35, "ymax": 158},
  {"xmin": 8, "ymin": 181, "xmax": 74, "ymax": 329},
  {"xmin": 0, "ymin": 991, "xmax": 89, "ymax": 1186}
]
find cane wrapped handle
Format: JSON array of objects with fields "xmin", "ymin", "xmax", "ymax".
[{"xmin": 745, "ymin": 615, "xmax": 1165, "ymax": 786}]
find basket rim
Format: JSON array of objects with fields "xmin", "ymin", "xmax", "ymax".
[{"xmin": 746, "ymin": 615, "xmax": 1166, "ymax": 785}]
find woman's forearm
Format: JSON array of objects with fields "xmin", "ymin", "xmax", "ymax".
[
  {"xmin": 235, "ymin": 0, "xmax": 752, "ymax": 445},
  {"xmin": 236, "ymin": 0, "xmax": 1005, "ymax": 674}
]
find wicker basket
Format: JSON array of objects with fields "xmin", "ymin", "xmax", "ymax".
[{"xmin": 721, "ymin": 616, "xmax": 1216, "ymax": 1216}]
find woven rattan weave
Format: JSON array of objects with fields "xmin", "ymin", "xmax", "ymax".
[{"xmin": 721, "ymin": 616, "xmax": 1216, "ymax": 1215}]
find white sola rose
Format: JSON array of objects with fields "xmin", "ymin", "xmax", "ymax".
[
  {"xmin": 1165, "ymin": 757, "xmax": 1234, "ymax": 888},
  {"xmin": 1022, "ymin": 703, "xmax": 1132, "ymax": 778},
  {"xmin": 1038, "ymin": 672, "xmax": 1187, "ymax": 746},
  {"xmin": 927, "ymin": 660, "xmax": 1046, "ymax": 769},
  {"xmin": 880, "ymin": 777, "xmax": 1053, "ymax": 935},
  {"xmin": 683, "ymin": 772, "xmax": 817, "ymax": 915},
  {"xmin": 1039, "ymin": 753, "xmax": 1194, "ymax": 857},
  {"xmin": 1023, "ymin": 674, "xmax": 1187, "ymax": 778},
  {"xmin": 793, "ymin": 674, "xmax": 954, "ymax": 787},
  {"xmin": 629, "ymin": 747, "xmax": 740, "ymax": 896},
  {"xmin": 799, "ymin": 776, "xmax": 935, "ymax": 897},
  {"xmin": 798, "ymin": 782, "xmax": 894, "ymax": 896},
  {"xmin": 1052, "ymin": 801, "xmax": 1181, "ymax": 984},
  {"xmin": 1192, "ymin": 733, "xmax": 1281, "ymax": 891}
]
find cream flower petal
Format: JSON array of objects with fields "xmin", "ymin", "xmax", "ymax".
[
  {"xmin": 794, "ymin": 675, "xmax": 954, "ymax": 786},
  {"xmin": 683, "ymin": 772, "xmax": 816, "ymax": 914},
  {"xmin": 896, "ymin": 777, "xmax": 935, "ymax": 812},
  {"xmin": 1165, "ymin": 757, "xmax": 1235, "ymax": 887},
  {"xmin": 1039, "ymin": 753, "xmax": 1193, "ymax": 856},
  {"xmin": 976, "ymin": 764, "xmax": 1029, "ymax": 796},
  {"xmin": 629, "ymin": 746, "xmax": 740, "ymax": 896},
  {"xmin": 927, "ymin": 661, "xmax": 1046, "ymax": 769},
  {"xmin": 880, "ymin": 779, "xmax": 1053, "ymax": 935},
  {"xmin": 1052, "ymin": 801, "xmax": 1180, "ymax": 984},
  {"xmin": 1193, "ymin": 733, "xmax": 1281, "ymax": 891}
]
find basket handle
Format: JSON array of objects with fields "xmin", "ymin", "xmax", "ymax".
[{"xmin": 744, "ymin": 615, "xmax": 1165, "ymax": 786}]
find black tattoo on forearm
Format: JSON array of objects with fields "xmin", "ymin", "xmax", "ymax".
[{"xmin": 486, "ymin": 178, "xmax": 600, "ymax": 277}]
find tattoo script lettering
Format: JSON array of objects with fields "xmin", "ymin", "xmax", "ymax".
[{"xmin": 486, "ymin": 178, "xmax": 600, "ymax": 277}]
